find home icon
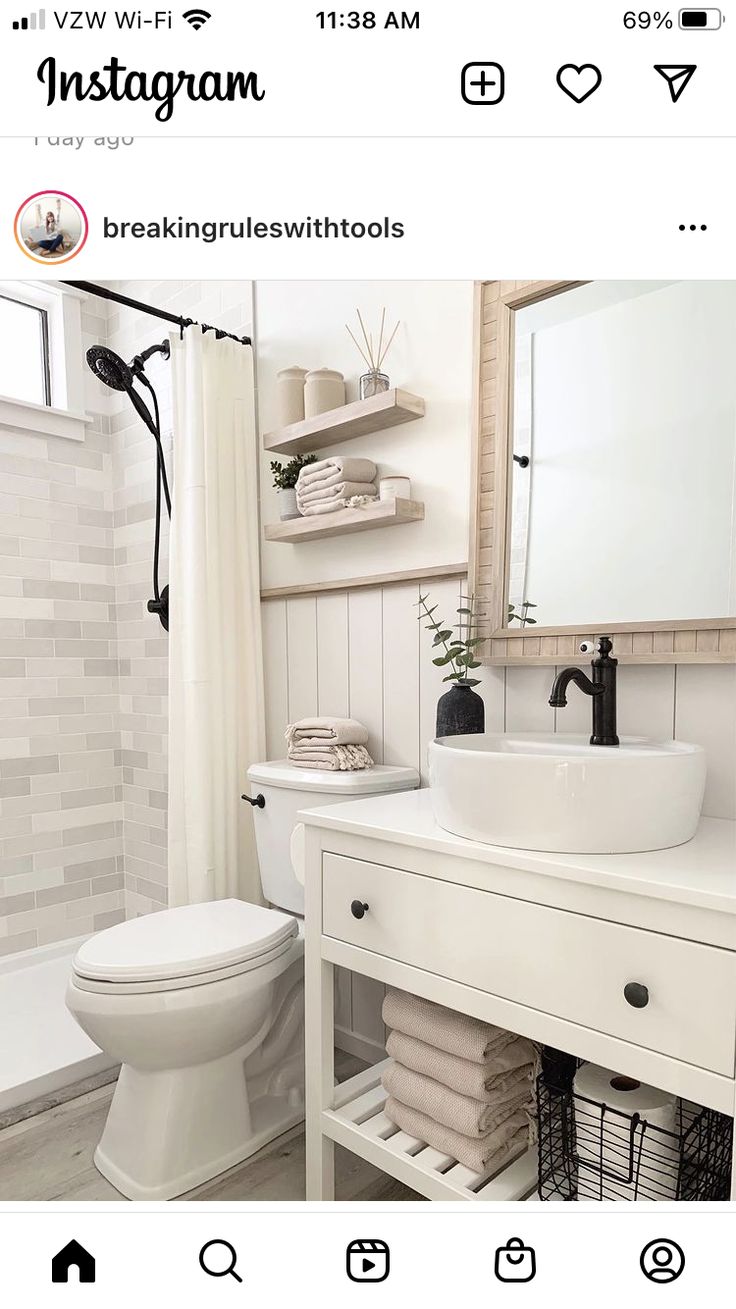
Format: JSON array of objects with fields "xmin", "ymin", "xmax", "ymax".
[{"xmin": 51, "ymin": 1239, "xmax": 96, "ymax": 1283}]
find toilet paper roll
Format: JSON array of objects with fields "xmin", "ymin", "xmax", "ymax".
[{"xmin": 573, "ymin": 1064, "xmax": 679, "ymax": 1201}]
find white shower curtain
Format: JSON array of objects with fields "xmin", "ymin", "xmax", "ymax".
[{"xmin": 168, "ymin": 331, "xmax": 266, "ymax": 907}]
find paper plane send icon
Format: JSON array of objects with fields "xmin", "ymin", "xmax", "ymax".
[{"xmin": 655, "ymin": 64, "xmax": 697, "ymax": 102}]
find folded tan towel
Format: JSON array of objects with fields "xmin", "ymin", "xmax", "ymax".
[
  {"xmin": 286, "ymin": 718, "xmax": 369, "ymax": 747},
  {"xmin": 384, "ymin": 1096, "xmax": 529, "ymax": 1174},
  {"xmin": 385, "ymin": 1030, "xmax": 533, "ymax": 1101},
  {"xmin": 381, "ymin": 1061, "xmax": 532, "ymax": 1137},
  {"xmin": 297, "ymin": 456, "xmax": 377, "ymax": 491},
  {"xmin": 383, "ymin": 989, "xmax": 522, "ymax": 1065},
  {"xmin": 288, "ymin": 743, "xmax": 374, "ymax": 771}
]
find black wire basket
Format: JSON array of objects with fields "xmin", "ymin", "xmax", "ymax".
[{"xmin": 537, "ymin": 1072, "xmax": 732, "ymax": 1201}]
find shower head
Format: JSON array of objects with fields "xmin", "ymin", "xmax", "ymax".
[
  {"xmin": 86, "ymin": 339, "xmax": 170, "ymax": 391},
  {"xmin": 86, "ymin": 345, "xmax": 134, "ymax": 391}
]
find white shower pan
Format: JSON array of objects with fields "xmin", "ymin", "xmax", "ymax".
[{"xmin": 0, "ymin": 937, "xmax": 115, "ymax": 1115}]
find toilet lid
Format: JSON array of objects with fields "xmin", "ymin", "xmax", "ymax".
[{"xmin": 72, "ymin": 899, "xmax": 298, "ymax": 984}]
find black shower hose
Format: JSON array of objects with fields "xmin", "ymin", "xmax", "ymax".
[{"xmin": 135, "ymin": 372, "xmax": 171, "ymax": 611}]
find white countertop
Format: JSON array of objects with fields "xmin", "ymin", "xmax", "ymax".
[{"xmin": 299, "ymin": 788, "xmax": 736, "ymax": 915}]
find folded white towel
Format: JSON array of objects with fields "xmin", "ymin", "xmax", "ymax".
[
  {"xmin": 299, "ymin": 494, "xmax": 378, "ymax": 516},
  {"xmin": 286, "ymin": 717, "xmax": 369, "ymax": 746},
  {"xmin": 298, "ymin": 480, "xmax": 378, "ymax": 505},
  {"xmin": 297, "ymin": 456, "xmax": 377, "ymax": 492}
]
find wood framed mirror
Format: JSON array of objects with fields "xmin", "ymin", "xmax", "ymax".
[{"xmin": 469, "ymin": 280, "xmax": 736, "ymax": 665}]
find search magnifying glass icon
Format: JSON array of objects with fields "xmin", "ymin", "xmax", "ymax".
[{"xmin": 199, "ymin": 1239, "xmax": 243, "ymax": 1283}]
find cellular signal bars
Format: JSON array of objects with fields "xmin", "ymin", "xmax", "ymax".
[{"xmin": 12, "ymin": 9, "xmax": 45, "ymax": 29}]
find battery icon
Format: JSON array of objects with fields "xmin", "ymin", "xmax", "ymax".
[{"xmin": 679, "ymin": 8, "xmax": 723, "ymax": 26}]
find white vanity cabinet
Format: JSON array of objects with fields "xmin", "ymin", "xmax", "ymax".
[{"xmin": 303, "ymin": 789, "xmax": 736, "ymax": 1202}]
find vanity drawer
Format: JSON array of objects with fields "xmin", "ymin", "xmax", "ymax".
[{"xmin": 322, "ymin": 854, "xmax": 736, "ymax": 1076}]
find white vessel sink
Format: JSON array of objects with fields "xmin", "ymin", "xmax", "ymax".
[{"xmin": 428, "ymin": 733, "xmax": 706, "ymax": 854}]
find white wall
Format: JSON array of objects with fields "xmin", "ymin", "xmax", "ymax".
[
  {"xmin": 516, "ymin": 281, "xmax": 736, "ymax": 626},
  {"xmin": 255, "ymin": 281, "xmax": 474, "ymax": 592}
]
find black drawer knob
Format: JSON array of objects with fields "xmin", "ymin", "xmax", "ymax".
[
  {"xmin": 350, "ymin": 900, "xmax": 369, "ymax": 920},
  {"xmin": 241, "ymin": 793, "xmax": 265, "ymax": 808},
  {"xmin": 624, "ymin": 981, "xmax": 649, "ymax": 1009}
]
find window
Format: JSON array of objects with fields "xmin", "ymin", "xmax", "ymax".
[
  {"xmin": 0, "ymin": 281, "xmax": 89, "ymax": 441},
  {"xmin": 0, "ymin": 293, "xmax": 51, "ymax": 406}
]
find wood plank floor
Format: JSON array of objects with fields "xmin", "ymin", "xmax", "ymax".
[{"xmin": 0, "ymin": 1055, "xmax": 420, "ymax": 1203}]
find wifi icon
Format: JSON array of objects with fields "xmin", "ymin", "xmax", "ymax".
[{"xmin": 183, "ymin": 7, "xmax": 211, "ymax": 28}]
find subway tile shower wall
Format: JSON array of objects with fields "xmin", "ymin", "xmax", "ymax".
[{"xmin": 0, "ymin": 301, "xmax": 124, "ymax": 955}]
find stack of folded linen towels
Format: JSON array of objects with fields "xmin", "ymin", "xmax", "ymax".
[
  {"xmin": 295, "ymin": 456, "xmax": 377, "ymax": 516},
  {"xmin": 285, "ymin": 716, "xmax": 374, "ymax": 771},
  {"xmin": 381, "ymin": 988, "xmax": 536, "ymax": 1175}
]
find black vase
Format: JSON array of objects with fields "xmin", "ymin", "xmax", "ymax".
[{"xmin": 435, "ymin": 682, "xmax": 485, "ymax": 738}]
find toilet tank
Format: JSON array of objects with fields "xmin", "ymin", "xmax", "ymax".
[{"xmin": 246, "ymin": 760, "xmax": 419, "ymax": 915}]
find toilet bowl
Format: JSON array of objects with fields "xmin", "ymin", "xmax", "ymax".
[{"xmin": 66, "ymin": 761, "xmax": 418, "ymax": 1199}]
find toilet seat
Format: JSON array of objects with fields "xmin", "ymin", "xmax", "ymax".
[{"xmin": 72, "ymin": 899, "xmax": 298, "ymax": 995}]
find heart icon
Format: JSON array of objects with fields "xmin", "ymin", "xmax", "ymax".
[{"xmin": 556, "ymin": 63, "xmax": 602, "ymax": 103}]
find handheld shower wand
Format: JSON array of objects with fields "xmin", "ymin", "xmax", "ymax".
[{"xmin": 86, "ymin": 341, "xmax": 172, "ymax": 631}]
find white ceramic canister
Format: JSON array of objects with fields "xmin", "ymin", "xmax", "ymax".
[
  {"xmin": 304, "ymin": 368, "xmax": 345, "ymax": 418},
  {"xmin": 379, "ymin": 476, "xmax": 411, "ymax": 502},
  {"xmin": 276, "ymin": 366, "xmax": 308, "ymax": 427}
]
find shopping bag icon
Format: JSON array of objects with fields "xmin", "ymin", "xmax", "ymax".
[{"xmin": 494, "ymin": 1237, "xmax": 536, "ymax": 1282}]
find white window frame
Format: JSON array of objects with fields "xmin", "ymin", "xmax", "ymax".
[{"xmin": 0, "ymin": 281, "xmax": 91, "ymax": 442}]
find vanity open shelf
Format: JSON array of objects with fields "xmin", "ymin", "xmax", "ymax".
[
  {"xmin": 328, "ymin": 1058, "xmax": 537, "ymax": 1202},
  {"xmin": 264, "ymin": 497, "xmax": 424, "ymax": 543},
  {"xmin": 263, "ymin": 389, "xmax": 425, "ymax": 456}
]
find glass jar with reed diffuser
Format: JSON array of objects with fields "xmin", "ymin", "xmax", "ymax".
[
  {"xmin": 347, "ymin": 307, "xmax": 400, "ymax": 400},
  {"xmin": 360, "ymin": 370, "xmax": 390, "ymax": 399}
]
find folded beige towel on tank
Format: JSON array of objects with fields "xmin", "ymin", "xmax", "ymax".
[
  {"xmin": 288, "ymin": 744, "xmax": 374, "ymax": 771},
  {"xmin": 381, "ymin": 1061, "xmax": 532, "ymax": 1137},
  {"xmin": 384, "ymin": 1096, "xmax": 529, "ymax": 1175},
  {"xmin": 385, "ymin": 1030, "xmax": 533, "ymax": 1101},
  {"xmin": 286, "ymin": 717, "xmax": 369, "ymax": 747},
  {"xmin": 297, "ymin": 456, "xmax": 377, "ymax": 492},
  {"xmin": 382, "ymin": 988, "xmax": 524, "ymax": 1065}
]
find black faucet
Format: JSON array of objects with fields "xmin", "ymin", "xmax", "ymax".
[{"xmin": 549, "ymin": 636, "xmax": 619, "ymax": 747}]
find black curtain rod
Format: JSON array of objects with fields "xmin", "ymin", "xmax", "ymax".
[{"xmin": 62, "ymin": 281, "xmax": 252, "ymax": 347}]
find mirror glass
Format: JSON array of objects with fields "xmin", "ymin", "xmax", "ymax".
[{"xmin": 508, "ymin": 281, "xmax": 736, "ymax": 629}]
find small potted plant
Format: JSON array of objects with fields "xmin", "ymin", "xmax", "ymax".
[
  {"xmin": 270, "ymin": 454, "xmax": 317, "ymax": 520},
  {"xmin": 417, "ymin": 592, "xmax": 486, "ymax": 737}
]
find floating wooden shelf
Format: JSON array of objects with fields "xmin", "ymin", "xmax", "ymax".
[
  {"xmin": 264, "ymin": 497, "xmax": 424, "ymax": 543},
  {"xmin": 263, "ymin": 389, "xmax": 425, "ymax": 456}
]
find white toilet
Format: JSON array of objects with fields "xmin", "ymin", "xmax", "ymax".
[{"xmin": 66, "ymin": 761, "xmax": 418, "ymax": 1200}]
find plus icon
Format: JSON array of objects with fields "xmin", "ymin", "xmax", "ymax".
[{"xmin": 461, "ymin": 62, "xmax": 505, "ymax": 105}]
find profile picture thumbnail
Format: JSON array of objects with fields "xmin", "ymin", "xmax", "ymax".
[{"xmin": 14, "ymin": 191, "xmax": 88, "ymax": 264}]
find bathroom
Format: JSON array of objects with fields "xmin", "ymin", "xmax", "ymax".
[{"xmin": 0, "ymin": 277, "xmax": 734, "ymax": 1202}]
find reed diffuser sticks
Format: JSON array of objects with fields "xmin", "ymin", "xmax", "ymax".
[{"xmin": 346, "ymin": 308, "xmax": 400, "ymax": 374}]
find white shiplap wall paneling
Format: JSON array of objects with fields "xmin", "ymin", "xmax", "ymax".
[
  {"xmin": 381, "ymin": 582, "xmax": 421, "ymax": 772},
  {"xmin": 348, "ymin": 588, "xmax": 385, "ymax": 765},
  {"xmin": 316, "ymin": 593, "xmax": 349, "ymax": 719},
  {"xmin": 262, "ymin": 598, "xmax": 289, "ymax": 760},
  {"xmin": 286, "ymin": 596, "xmax": 318, "ymax": 725}
]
